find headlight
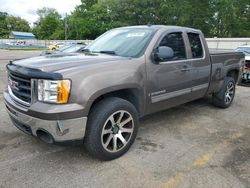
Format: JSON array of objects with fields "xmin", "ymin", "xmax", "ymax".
[{"xmin": 38, "ymin": 79, "xmax": 71, "ymax": 104}]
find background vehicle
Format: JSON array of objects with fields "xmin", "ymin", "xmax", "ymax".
[
  {"xmin": 62, "ymin": 43, "xmax": 86, "ymax": 53},
  {"xmin": 4, "ymin": 25, "xmax": 244, "ymax": 160},
  {"xmin": 235, "ymin": 45, "xmax": 250, "ymax": 82},
  {"xmin": 41, "ymin": 43, "xmax": 86, "ymax": 55},
  {"xmin": 5, "ymin": 41, "xmax": 27, "ymax": 46},
  {"xmin": 47, "ymin": 42, "xmax": 65, "ymax": 50}
]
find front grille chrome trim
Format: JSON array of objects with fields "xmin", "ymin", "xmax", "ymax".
[
  {"xmin": 8, "ymin": 68, "xmax": 33, "ymax": 106},
  {"xmin": 8, "ymin": 86, "xmax": 30, "ymax": 107}
]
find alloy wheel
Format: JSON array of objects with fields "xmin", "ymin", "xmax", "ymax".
[
  {"xmin": 225, "ymin": 81, "xmax": 235, "ymax": 105},
  {"xmin": 101, "ymin": 110, "xmax": 134, "ymax": 153}
]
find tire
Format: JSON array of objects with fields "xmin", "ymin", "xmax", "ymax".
[
  {"xmin": 84, "ymin": 97, "xmax": 139, "ymax": 161},
  {"xmin": 212, "ymin": 76, "xmax": 236, "ymax": 108}
]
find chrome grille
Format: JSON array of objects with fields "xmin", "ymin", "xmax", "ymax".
[{"xmin": 8, "ymin": 70, "xmax": 31, "ymax": 105}]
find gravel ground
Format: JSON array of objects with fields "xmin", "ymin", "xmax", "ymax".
[{"xmin": 0, "ymin": 50, "xmax": 250, "ymax": 188}]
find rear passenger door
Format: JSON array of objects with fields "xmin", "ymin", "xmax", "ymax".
[{"xmin": 187, "ymin": 32, "xmax": 210, "ymax": 98}]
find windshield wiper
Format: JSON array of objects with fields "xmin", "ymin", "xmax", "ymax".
[
  {"xmin": 93, "ymin": 50, "xmax": 117, "ymax": 55},
  {"xmin": 81, "ymin": 48, "xmax": 90, "ymax": 52}
]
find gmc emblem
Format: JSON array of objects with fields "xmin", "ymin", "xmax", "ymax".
[{"xmin": 8, "ymin": 77, "xmax": 19, "ymax": 91}]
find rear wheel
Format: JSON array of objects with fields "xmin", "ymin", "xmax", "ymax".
[
  {"xmin": 212, "ymin": 77, "xmax": 236, "ymax": 108},
  {"xmin": 84, "ymin": 97, "xmax": 138, "ymax": 160}
]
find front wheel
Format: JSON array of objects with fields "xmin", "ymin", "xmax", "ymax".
[
  {"xmin": 212, "ymin": 77, "xmax": 236, "ymax": 108},
  {"xmin": 84, "ymin": 97, "xmax": 138, "ymax": 160}
]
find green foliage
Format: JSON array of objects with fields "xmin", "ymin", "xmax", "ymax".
[
  {"xmin": 0, "ymin": 12, "xmax": 8, "ymax": 37},
  {"xmin": 1, "ymin": 0, "xmax": 250, "ymax": 39},
  {"xmin": 0, "ymin": 12, "xmax": 30, "ymax": 38},
  {"xmin": 5, "ymin": 16, "xmax": 30, "ymax": 32},
  {"xmin": 67, "ymin": 0, "xmax": 250, "ymax": 39},
  {"xmin": 210, "ymin": 0, "xmax": 250, "ymax": 37},
  {"xmin": 32, "ymin": 8, "xmax": 64, "ymax": 39}
]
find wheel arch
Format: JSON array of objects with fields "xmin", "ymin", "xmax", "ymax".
[
  {"xmin": 85, "ymin": 86, "xmax": 145, "ymax": 117},
  {"xmin": 226, "ymin": 69, "xmax": 240, "ymax": 83}
]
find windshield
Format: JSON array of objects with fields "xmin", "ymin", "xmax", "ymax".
[
  {"xmin": 63, "ymin": 45, "xmax": 85, "ymax": 53},
  {"xmin": 85, "ymin": 28, "xmax": 155, "ymax": 58},
  {"xmin": 235, "ymin": 47, "xmax": 250, "ymax": 55}
]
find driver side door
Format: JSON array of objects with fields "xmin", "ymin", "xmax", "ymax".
[{"xmin": 146, "ymin": 31, "xmax": 194, "ymax": 114}]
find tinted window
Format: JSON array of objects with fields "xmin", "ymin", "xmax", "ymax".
[
  {"xmin": 188, "ymin": 33, "xmax": 204, "ymax": 58},
  {"xmin": 159, "ymin": 32, "xmax": 186, "ymax": 61}
]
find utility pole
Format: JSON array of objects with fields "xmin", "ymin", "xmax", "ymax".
[{"xmin": 64, "ymin": 13, "xmax": 68, "ymax": 40}]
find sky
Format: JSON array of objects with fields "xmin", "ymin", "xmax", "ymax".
[{"xmin": 0, "ymin": 0, "xmax": 81, "ymax": 25}]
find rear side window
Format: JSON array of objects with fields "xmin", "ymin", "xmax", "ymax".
[
  {"xmin": 159, "ymin": 32, "xmax": 186, "ymax": 61},
  {"xmin": 187, "ymin": 33, "xmax": 204, "ymax": 58}
]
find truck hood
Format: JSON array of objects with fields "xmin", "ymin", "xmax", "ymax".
[{"xmin": 12, "ymin": 53, "xmax": 128, "ymax": 73}]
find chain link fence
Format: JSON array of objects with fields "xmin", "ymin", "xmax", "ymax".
[{"xmin": 0, "ymin": 39, "xmax": 92, "ymax": 49}]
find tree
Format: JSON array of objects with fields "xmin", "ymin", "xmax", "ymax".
[
  {"xmin": 5, "ymin": 16, "xmax": 30, "ymax": 32},
  {"xmin": 28, "ymin": 0, "xmax": 250, "ymax": 39},
  {"xmin": 67, "ymin": 0, "xmax": 215, "ymax": 39},
  {"xmin": 67, "ymin": 0, "xmax": 102, "ymax": 39},
  {"xmin": 209, "ymin": 0, "xmax": 250, "ymax": 37},
  {"xmin": 0, "ymin": 12, "xmax": 30, "ymax": 38},
  {"xmin": 33, "ymin": 8, "xmax": 64, "ymax": 39},
  {"xmin": 0, "ymin": 12, "xmax": 8, "ymax": 38}
]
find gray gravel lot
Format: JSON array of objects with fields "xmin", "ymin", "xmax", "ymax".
[{"xmin": 0, "ymin": 50, "xmax": 250, "ymax": 188}]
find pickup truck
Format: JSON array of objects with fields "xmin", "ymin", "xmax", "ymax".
[{"xmin": 4, "ymin": 25, "xmax": 244, "ymax": 160}]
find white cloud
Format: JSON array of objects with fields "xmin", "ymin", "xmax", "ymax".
[{"xmin": 0, "ymin": 0, "xmax": 81, "ymax": 25}]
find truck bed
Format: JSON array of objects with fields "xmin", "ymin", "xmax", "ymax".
[{"xmin": 209, "ymin": 49, "xmax": 237, "ymax": 55}]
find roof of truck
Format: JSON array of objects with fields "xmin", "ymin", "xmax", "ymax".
[{"xmin": 119, "ymin": 25, "xmax": 201, "ymax": 32}]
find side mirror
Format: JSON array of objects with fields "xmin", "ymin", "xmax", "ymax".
[{"xmin": 154, "ymin": 46, "xmax": 174, "ymax": 62}]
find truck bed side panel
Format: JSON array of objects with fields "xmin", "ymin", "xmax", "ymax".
[{"xmin": 207, "ymin": 52, "xmax": 244, "ymax": 94}]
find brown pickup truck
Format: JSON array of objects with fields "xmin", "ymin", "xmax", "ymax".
[{"xmin": 4, "ymin": 25, "xmax": 244, "ymax": 160}]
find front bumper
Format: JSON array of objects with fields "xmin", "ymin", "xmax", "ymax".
[{"xmin": 4, "ymin": 90, "xmax": 87, "ymax": 142}]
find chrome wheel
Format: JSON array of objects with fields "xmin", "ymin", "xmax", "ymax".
[
  {"xmin": 225, "ymin": 81, "xmax": 235, "ymax": 105},
  {"xmin": 101, "ymin": 110, "xmax": 134, "ymax": 153}
]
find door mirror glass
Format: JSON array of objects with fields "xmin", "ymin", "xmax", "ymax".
[{"xmin": 154, "ymin": 46, "xmax": 174, "ymax": 62}]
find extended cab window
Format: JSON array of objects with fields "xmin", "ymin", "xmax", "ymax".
[
  {"xmin": 159, "ymin": 32, "xmax": 186, "ymax": 61},
  {"xmin": 188, "ymin": 33, "xmax": 204, "ymax": 58}
]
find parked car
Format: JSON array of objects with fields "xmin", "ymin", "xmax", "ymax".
[
  {"xmin": 41, "ymin": 43, "xmax": 86, "ymax": 55},
  {"xmin": 62, "ymin": 43, "xmax": 86, "ymax": 53},
  {"xmin": 4, "ymin": 25, "xmax": 244, "ymax": 160},
  {"xmin": 5, "ymin": 41, "xmax": 26, "ymax": 46},
  {"xmin": 235, "ymin": 45, "xmax": 250, "ymax": 82},
  {"xmin": 41, "ymin": 44, "xmax": 73, "ymax": 55},
  {"xmin": 47, "ymin": 42, "xmax": 65, "ymax": 50}
]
